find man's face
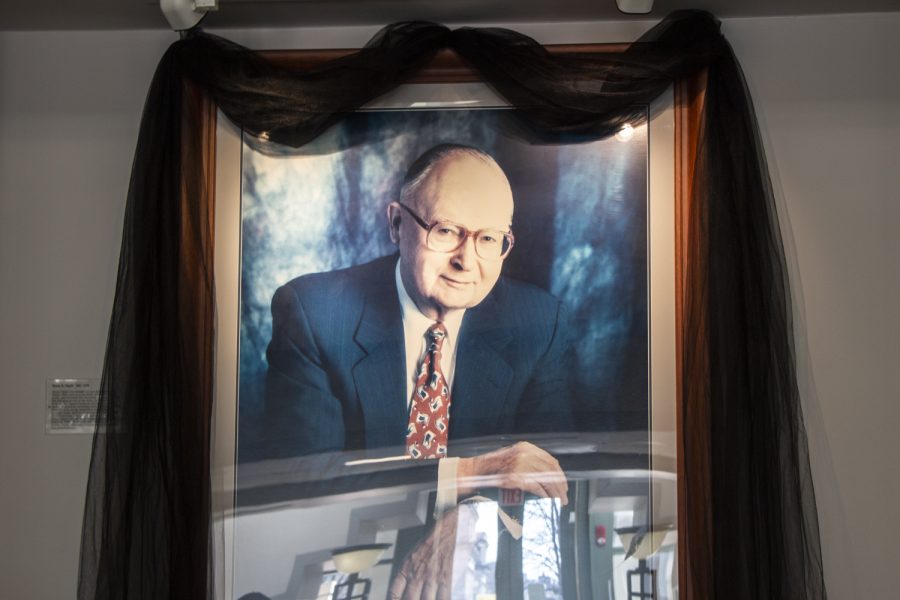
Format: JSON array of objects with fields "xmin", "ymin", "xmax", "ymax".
[{"xmin": 392, "ymin": 154, "xmax": 514, "ymax": 321}]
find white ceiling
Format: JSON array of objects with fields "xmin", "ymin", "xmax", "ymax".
[{"xmin": 1, "ymin": 0, "xmax": 898, "ymax": 31}]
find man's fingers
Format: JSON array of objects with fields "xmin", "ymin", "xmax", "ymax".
[
  {"xmin": 437, "ymin": 577, "xmax": 452, "ymax": 600},
  {"xmin": 533, "ymin": 470, "xmax": 569, "ymax": 506},
  {"xmin": 532, "ymin": 466, "xmax": 568, "ymax": 505},
  {"xmin": 502, "ymin": 444, "xmax": 569, "ymax": 505},
  {"xmin": 394, "ymin": 551, "xmax": 430, "ymax": 600},
  {"xmin": 503, "ymin": 448, "xmax": 566, "ymax": 498},
  {"xmin": 388, "ymin": 507, "xmax": 462, "ymax": 600},
  {"xmin": 464, "ymin": 442, "xmax": 570, "ymax": 503},
  {"xmin": 509, "ymin": 473, "xmax": 550, "ymax": 499},
  {"xmin": 389, "ymin": 568, "xmax": 409, "ymax": 600},
  {"xmin": 400, "ymin": 566, "xmax": 424, "ymax": 600},
  {"xmin": 509, "ymin": 470, "xmax": 567, "ymax": 504},
  {"xmin": 420, "ymin": 575, "xmax": 439, "ymax": 600}
]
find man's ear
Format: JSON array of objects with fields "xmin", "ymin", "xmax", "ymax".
[{"xmin": 387, "ymin": 203, "xmax": 402, "ymax": 244}]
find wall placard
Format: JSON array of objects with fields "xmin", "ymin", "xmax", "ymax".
[{"xmin": 45, "ymin": 378, "xmax": 101, "ymax": 434}]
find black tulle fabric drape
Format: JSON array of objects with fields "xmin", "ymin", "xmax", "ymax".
[{"xmin": 78, "ymin": 10, "xmax": 826, "ymax": 600}]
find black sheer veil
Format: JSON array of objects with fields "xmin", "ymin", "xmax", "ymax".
[{"xmin": 78, "ymin": 10, "xmax": 826, "ymax": 600}]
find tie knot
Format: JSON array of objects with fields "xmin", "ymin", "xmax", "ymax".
[{"xmin": 427, "ymin": 322, "xmax": 448, "ymax": 352}]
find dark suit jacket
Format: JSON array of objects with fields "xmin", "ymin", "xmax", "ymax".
[{"xmin": 263, "ymin": 255, "xmax": 573, "ymax": 458}]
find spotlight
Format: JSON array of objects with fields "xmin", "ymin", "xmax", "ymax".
[
  {"xmin": 615, "ymin": 0, "xmax": 654, "ymax": 15},
  {"xmin": 615, "ymin": 123, "xmax": 635, "ymax": 142}
]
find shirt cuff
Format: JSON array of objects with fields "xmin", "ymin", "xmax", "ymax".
[{"xmin": 434, "ymin": 456, "xmax": 459, "ymax": 517}]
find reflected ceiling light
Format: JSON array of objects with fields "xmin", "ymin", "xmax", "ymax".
[
  {"xmin": 344, "ymin": 455, "xmax": 410, "ymax": 466},
  {"xmin": 330, "ymin": 544, "xmax": 391, "ymax": 600},
  {"xmin": 410, "ymin": 100, "xmax": 482, "ymax": 108},
  {"xmin": 615, "ymin": 0, "xmax": 654, "ymax": 15},
  {"xmin": 331, "ymin": 543, "xmax": 392, "ymax": 574}
]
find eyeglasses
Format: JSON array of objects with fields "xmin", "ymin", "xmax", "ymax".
[{"xmin": 397, "ymin": 202, "xmax": 515, "ymax": 261}]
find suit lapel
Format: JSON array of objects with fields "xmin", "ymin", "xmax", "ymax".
[
  {"xmin": 451, "ymin": 291, "xmax": 515, "ymax": 439},
  {"xmin": 351, "ymin": 263, "xmax": 408, "ymax": 449}
]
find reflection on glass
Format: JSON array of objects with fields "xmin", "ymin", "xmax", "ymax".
[
  {"xmin": 431, "ymin": 501, "xmax": 503, "ymax": 600},
  {"xmin": 523, "ymin": 499, "xmax": 563, "ymax": 600},
  {"xmin": 230, "ymin": 469, "xmax": 677, "ymax": 599}
]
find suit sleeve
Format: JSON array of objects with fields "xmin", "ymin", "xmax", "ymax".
[
  {"xmin": 263, "ymin": 283, "xmax": 346, "ymax": 458},
  {"xmin": 514, "ymin": 299, "xmax": 576, "ymax": 434}
]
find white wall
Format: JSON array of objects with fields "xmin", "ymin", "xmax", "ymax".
[
  {"xmin": 0, "ymin": 29, "xmax": 172, "ymax": 599},
  {"xmin": 0, "ymin": 12, "xmax": 897, "ymax": 599},
  {"xmin": 724, "ymin": 15, "xmax": 900, "ymax": 599}
]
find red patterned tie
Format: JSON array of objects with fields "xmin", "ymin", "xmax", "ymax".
[{"xmin": 406, "ymin": 322, "xmax": 451, "ymax": 459}]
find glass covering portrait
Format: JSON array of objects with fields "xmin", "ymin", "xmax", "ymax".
[{"xmin": 228, "ymin": 98, "xmax": 674, "ymax": 599}]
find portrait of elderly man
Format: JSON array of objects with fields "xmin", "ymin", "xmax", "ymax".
[{"xmin": 263, "ymin": 144, "xmax": 574, "ymax": 505}]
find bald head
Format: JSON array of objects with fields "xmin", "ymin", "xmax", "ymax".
[{"xmin": 399, "ymin": 144, "xmax": 510, "ymax": 213}]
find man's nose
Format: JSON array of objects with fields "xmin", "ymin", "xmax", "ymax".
[{"xmin": 451, "ymin": 235, "xmax": 478, "ymax": 270}]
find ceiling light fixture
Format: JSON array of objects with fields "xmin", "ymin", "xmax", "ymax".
[
  {"xmin": 160, "ymin": 0, "xmax": 218, "ymax": 32},
  {"xmin": 615, "ymin": 0, "xmax": 654, "ymax": 15}
]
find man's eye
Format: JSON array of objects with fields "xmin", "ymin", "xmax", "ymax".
[
  {"xmin": 436, "ymin": 228, "xmax": 455, "ymax": 236},
  {"xmin": 480, "ymin": 234, "xmax": 499, "ymax": 245}
]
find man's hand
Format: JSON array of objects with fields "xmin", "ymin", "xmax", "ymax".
[
  {"xmin": 456, "ymin": 441, "xmax": 568, "ymax": 505},
  {"xmin": 388, "ymin": 505, "xmax": 478, "ymax": 600},
  {"xmin": 389, "ymin": 443, "xmax": 567, "ymax": 599}
]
